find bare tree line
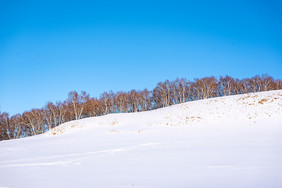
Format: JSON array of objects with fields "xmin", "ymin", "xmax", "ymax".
[{"xmin": 1, "ymin": 74, "xmax": 282, "ymax": 141}]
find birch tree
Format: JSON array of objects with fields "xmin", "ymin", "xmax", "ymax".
[{"xmin": 67, "ymin": 91, "xmax": 89, "ymax": 120}]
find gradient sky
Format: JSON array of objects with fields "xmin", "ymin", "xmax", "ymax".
[{"xmin": 0, "ymin": 0, "xmax": 282, "ymax": 116}]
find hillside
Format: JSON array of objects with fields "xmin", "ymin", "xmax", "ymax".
[{"xmin": 0, "ymin": 90, "xmax": 282, "ymax": 188}]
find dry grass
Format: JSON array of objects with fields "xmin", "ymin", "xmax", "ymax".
[
  {"xmin": 109, "ymin": 130, "xmax": 120, "ymax": 133},
  {"xmin": 110, "ymin": 121, "xmax": 118, "ymax": 126},
  {"xmin": 258, "ymin": 98, "xmax": 268, "ymax": 104}
]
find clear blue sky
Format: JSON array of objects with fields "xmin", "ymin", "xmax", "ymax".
[{"xmin": 0, "ymin": 0, "xmax": 281, "ymax": 115}]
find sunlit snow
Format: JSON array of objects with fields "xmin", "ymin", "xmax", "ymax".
[{"xmin": 0, "ymin": 90, "xmax": 282, "ymax": 188}]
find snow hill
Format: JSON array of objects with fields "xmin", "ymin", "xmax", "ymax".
[{"xmin": 0, "ymin": 90, "xmax": 282, "ymax": 188}]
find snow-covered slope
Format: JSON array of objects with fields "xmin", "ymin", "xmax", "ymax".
[{"xmin": 1, "ymin": 90, "xmax": 282, "ymax": 188}]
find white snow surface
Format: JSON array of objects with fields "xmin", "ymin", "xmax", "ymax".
[{"xmin": 1, "ymin": 90, "xmax": 282, "ymax": 188}]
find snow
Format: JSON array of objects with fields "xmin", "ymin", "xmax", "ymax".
[{"xmin": 0, "ymin": 90, "xmax": 282, "ymax": 188}]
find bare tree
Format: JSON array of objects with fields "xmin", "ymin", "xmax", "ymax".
[
  {"xmin": 67, "ymin": 91, "xmax": 90, "ymax": 120},
  {"xmin": 0, "ymin": 112, "xmax": 10, "ymax": 140},
  {"xmin": 43, "ymin": 102, "xmax": 60, "ymax": 131},
  {"xmin": 114, "ymin": 91, "xmax": 129, "ymax": 113},
  {"xmin": 153, "ymin": 81, "xmax": 171, "ymax": 108},
  {"xmin": 194, "ymin": 77, "xmax": 218, "ymax": 99},
  {"xmin": 219, "ymin": 75, "xmax": 235, "ymax": 96},
  {"xmin": 128, "ymin": 90, "xmax": 139, "ymax": 112},
  {"xmin": 85, "ymin": 98, "xmax": 104, "ymax": 117},
  {"xmin": 261, "ymin": 74, "xmax": 275, "ymax": 91},
  {"xmin": 139, "ymin": 88, "xmax": 152, "ymax": 111},
  {"xmin": 275, "ymin": 79, "xmax": 282, "ymax": 90},
  {"xmin": 177, "ymin": 78, "xmax": 189, "ymax": 103},
  {"xmin": 9, "ymin": 114, "xmax": 23, "ymax": 139},
  {"xmin": 170, "ymin": 80, "xmax": 179, "ymax": 105},
  {"xmin": 22, "ymin": 109, "xmax": 45, "ymax": 136},
  {"xmin": 2, "ymin": 74, "xmax": 281, "ymax": 141},
  {"xmin": 100, "ymin": 91, "xmax": 115, "ymax": 114}
]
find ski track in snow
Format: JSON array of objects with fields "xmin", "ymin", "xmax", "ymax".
[{"xmin": 0, "ymin": 142, "xmax": 160, "ymax": 168}]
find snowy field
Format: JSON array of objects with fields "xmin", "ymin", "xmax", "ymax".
[{"xmin": 0, "ymin": 90, "xmax": 282, "ymax": 188}]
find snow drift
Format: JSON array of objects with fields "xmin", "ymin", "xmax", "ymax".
[{"xmin": 0, "ymin": 90, "xmax": 282, "ymax": 188}]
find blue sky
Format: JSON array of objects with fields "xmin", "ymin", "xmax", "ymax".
[{"xmin": 0, "ymin": 0, "xmax": 282, "ymax": 115}]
